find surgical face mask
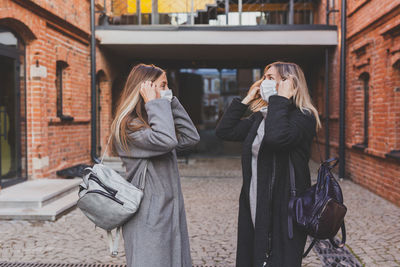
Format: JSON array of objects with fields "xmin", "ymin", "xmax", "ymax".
[
  {"xmin": 260, "ymin": 79, "xmax": 277, "ymax": 102},
  {"xmin": 160, "ymin": 89, "xmax": 173, "ymax": 101}
]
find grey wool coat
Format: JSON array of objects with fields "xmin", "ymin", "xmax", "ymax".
[{"xmin": 116, "ymin": 97, "xmax": 200, "ymax": 267}]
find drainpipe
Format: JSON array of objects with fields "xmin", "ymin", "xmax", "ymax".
[
  {"xmin": 326, "ymin": 0, "xmax": 330, "ymax": 24},
  {"xmin": 325, "ymin": 0, "xmax": 330, "ymax": 160},
  {"xmin": 90, "ymin": 0, "xmax": 100, "ymax": 163},
  {"xmin": 324, "ymin": 49, "xmax": 330, "ymax": 160},
  {"xmin": 339, "ymin": 0, "xmax": 346, "ymax": 178}
]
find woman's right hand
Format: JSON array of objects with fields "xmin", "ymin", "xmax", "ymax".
[
  {"xmin": 242, "ymin": 82, "xmax": 261, "ymax": 105},
  {"xmin": 140, "ymin": 80, "xmax": 159, "ymax": 103}
]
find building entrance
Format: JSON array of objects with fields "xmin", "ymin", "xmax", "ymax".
[{"xmin": 0, "ymin": 28, "xmax": 27, "ymax": 188}]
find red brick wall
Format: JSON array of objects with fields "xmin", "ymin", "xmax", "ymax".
[
  {"xmin": 312, "ymin": 0, "xmax": 400, "ymax": 206},
  {"xmin": 28, "ymin": 0, "xmax": 91, "ymax": 32},
  {"xmin": 2, "ymin": 0, "xmax": 399, "ymax": 207},
  {"xmin": 0, "ymin": 0, "xmax": 113, "ymax": 179}
]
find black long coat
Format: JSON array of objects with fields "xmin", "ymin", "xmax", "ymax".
[{"xmin": 216, "ymin": 95, "xmax": 316, "ymax": 267}]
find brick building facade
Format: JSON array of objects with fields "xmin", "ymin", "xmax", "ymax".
[
  {"xmin": 0, "ymin": 0, "xmax": 113, "ymax": 183},
  {"xmin": 311, "ymin": 0, "xmax": 400, "ymax": 206},
  {"xmin": 1, "ymin": 0, "xmax": 399, "ymax": 206}
]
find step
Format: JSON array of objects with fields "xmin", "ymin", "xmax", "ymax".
[
  {"xmin": 0, "ymin": 190, "xmax": 78, "ymax": 221},
  {"xmin": 0, "ymin": 178, "xmax": 81, "ymax": 209}
]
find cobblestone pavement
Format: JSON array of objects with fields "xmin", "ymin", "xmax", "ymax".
[{"xmin": 0, "ymin": 158, "xmax": 399, "ymax": 266}]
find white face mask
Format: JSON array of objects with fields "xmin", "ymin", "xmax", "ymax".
[
  {"xmin": 160, "ymin": 89, "xmax": 173, "ymax": 101},
  {"xmin": 260, "ymin": 79, "xmax": 277, "ymax": 102}
]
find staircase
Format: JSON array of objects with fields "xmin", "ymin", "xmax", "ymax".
[{"xmin": 0, "ymin": 178, "xmax": 81, "ymax": 221}]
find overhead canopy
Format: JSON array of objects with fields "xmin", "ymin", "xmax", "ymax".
[{"xmin": 96, "ymin": 25, "xmax": 337, "ymax": 68}]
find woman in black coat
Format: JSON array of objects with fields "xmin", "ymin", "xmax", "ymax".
[{"xmin": 216, "ymin": 62, "xmax": 321, "ymax": 267}]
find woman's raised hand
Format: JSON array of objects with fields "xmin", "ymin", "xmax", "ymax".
[
  {"xmin": 277, "ymin": 78, "xmax": 295, "ymax": 99},
  {"xmin": 140, "ymin": 80, "xmax": 160, "ymax": 103},
  {"xmin": 242, "ymin": 82, "xmax": 261, "ymax": 105}
]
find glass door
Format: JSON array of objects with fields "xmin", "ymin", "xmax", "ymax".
[
  {"xmin": 0, "ymin": 54, "xmax": 20, "ymax": 184},
  {"xmin": 0, "ymin": 27, "xmax": 27, "ymax": 188}
]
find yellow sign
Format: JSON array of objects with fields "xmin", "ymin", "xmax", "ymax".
[{"xmin": 116, "ymin": 0, "xmax": 217, "ymax": 14}]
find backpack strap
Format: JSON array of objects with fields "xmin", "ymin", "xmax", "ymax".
[
  {"xmin": 330, "ymin": 222, "xmax": 346, "ymax": 248},
  {"xmin": 288, "ymin": 156, "xmax": 296, "ymax": 240},
  {"xmin": 303, "ymin": 238, "xmax": 318, "ymax": 258},
  {"xmin": 101, "ymin": 135, "xmax": 113, "ymax": 164},
  {"xmin": 323, "ymin": 157, "xmax": 339, "ymax": 169},
  {"xmin": 107, "ymin": 227, "xmax": 121, "ymax": 257},
  {"xmin": 302, "ymin": 222, "xmax": 346, "ymax": 258}
]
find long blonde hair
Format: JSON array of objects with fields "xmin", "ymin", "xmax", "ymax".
[
  {"xmin": 111, "ymin": 63, "xmax": 165, "ymax": 152},
  {"xmin": 248, "ymin": 61, "xmax": 321, "ymax": 130}
]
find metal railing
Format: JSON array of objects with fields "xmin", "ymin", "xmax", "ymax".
[{"xmin": 106, "ymin": 0, "xmax": 316, "ymax": 26}]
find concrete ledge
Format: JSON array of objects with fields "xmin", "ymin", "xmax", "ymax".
[
  {"xmin": 0, "ymin": 178, "xmax": 81, "ymax": 209},
  {"xmin": 0, "ymin": 190, "xmax": 78, "ymax": 221},
  {"xmin": 97, "ymin": 29, "xmax": 338, "ymax": 46}
]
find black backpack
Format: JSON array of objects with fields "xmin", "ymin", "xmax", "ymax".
[{"xmin": 288, "ymin": 157, "xmax": 347, "ymax": 257}]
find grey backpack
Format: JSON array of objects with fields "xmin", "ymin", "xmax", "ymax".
[{"xmin": 77, "ymin": 137, "xmax": 148, "ymax": 256}]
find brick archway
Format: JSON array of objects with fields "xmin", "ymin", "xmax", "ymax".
[
  {"xmin": 0, "ymin": 17, "xmax": 37, "ymax": 45},
  {"xmin": 0, "ymin": 19, "xmax": 32, "ymax": 187}
]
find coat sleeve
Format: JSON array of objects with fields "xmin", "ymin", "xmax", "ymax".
[
  {"xmin": 215, "ymin": 98, "xmax": 255, "ymax": 142},
  {"xmin": 171, "ymin": 96, "xmax": 200, "ymax": 150},
  {"xmin": 118, "ymin": 98, "xmax": 178, "ymax": 158},
  {"xmin": 263, "ymin": 95, "xmax": 316, "ymax": 151}
]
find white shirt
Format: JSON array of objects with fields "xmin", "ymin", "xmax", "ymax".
[{"xmin": 250, "ymin": 106, "xmax": 268, "ymax": 227}]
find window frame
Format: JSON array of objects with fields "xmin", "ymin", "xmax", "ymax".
[
  {"xmin": 55, "ymin": 60, "xmax": 73, "ymax": 121},
  {"xmin": 352, "ymin": 72, "xmax": 370, "ymax": 150}
]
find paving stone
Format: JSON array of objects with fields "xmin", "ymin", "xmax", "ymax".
[{"xmin": 0, "ymin": 158, "xmax": 399, "ymax": 266}]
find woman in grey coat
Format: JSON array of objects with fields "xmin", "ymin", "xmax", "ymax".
[{"xmin": 111, "ymin": 63, "xmax": 200, "ymax": 267}]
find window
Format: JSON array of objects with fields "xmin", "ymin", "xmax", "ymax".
[
  {"xmin": 353, "ymin": 72, "xmax": 370, "ymax": 150},
  {"xmin": 386, "ymin": 63, "xmax": 400, "ymax": 160},
  {"xmin": 361, "ymin": 73, "xmax": 370, "ymax": 146},
  {"xmin": 55, "ymin": 61, "xmax": 73, "ymax": 121}
]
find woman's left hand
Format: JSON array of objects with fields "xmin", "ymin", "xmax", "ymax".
[{"xmin": 277, "ymin": 78, "xmax": 295, "ymax": 99}]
